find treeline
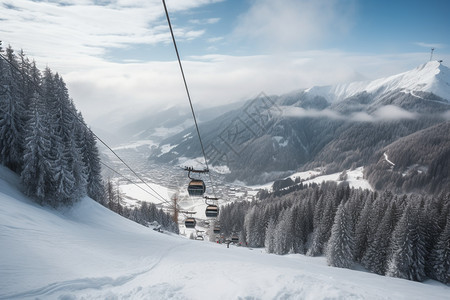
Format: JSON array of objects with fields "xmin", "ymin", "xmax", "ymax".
[
  {"xmin": 0, "ymin": 44, "xmax": 103, "ymax": 206},
  {"xmin": 103, "ymin": 179, "xmax": 179, "ymax": 234},
  {"xmin": 219, "ymin": 182, "xmax": 449, "ymax": 284}
]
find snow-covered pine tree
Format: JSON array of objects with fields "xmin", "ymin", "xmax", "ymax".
[
  {"xmin": 79, "ymin": 114, "xmax": 103, "ymax": 202},
  {"xmin": 361, "ymin": 201, "xmax": 397, "ymax": 274},
  {"xmin": 245, "ymin": 205, "xmax": 265, "ymax": 247},
  {"xmin": 265, "ymin": 218, "xmax": 276, "ymax": 253},
  {"xmin": 307, "ymin": 191, "xmax": 336, "ymax": 256},
  {"xmin": 41, "ymin": 70, "xmax": 77, "ymax": 205},
  {"xmin": 71, "ymin": 113, "xmax": 88, "ymax": 199},
  {"xmin": 105, "ymin": 178, "xmax": 117, "ymax": 211},
  {"xmin": 354, "ymin": 192, "xmax": 374, "ymax": 261},
  {"xmin": 273, "ymin": 208, "xmax": 294, "ymax": 255},
  {"xmin": 291, "ymin": 203, "xmax": 307, "ymax": 254},
  {"xmin": 386, "ymin": 199, "xmax": 428, "ymax": 281},
  {"xmin": 21, "ymin": 92, "xmax": 53, "ymax": 203},
  {"xmin": 18, "ymin": 49, "xmax": 33, "ymax": 110},
  {"xmin": 0, "ymin": 46, "xmax": 26, "ymax": 172},
  {"xmin": 326, "ymin": 201, "xmax": 355, "ymax": 268},
  {"xmin": 424, "ymin": 195, "xmax": 449, "ymax": 278},
  {"xmin": 427, "ymin": 210, "xmax": 450, "ymax": 284}
]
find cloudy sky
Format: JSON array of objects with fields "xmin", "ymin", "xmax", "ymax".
[{"xmin": 1, "ymin": 0, "xmax": 449, "ymax": 131}]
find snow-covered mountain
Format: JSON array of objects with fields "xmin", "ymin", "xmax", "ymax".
[
  {"xmin": 149, "ymin": 62, "xmax": 450, "ymax": 190},
  {"xmin": 305, "ymin": 61, "xmax": 450, "ymax": 103},
  {"xmin": 1, "ymin": 165, "xmax": 450, "ymax": 299}
]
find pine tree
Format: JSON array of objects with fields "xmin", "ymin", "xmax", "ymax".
[
  {"xmin": 273, "ymin": 209, "xmax": 293, "ymax": 255},
  {"xmin": 326, "ymin": 201, "xmax": 355, "ymax": 268},
  {"xmin": 308, "ymin": 192, "xmax": 335, "ymax": 256},
  {"xmin": 428, "ymin": 214, "xmax": 450, "ymax": 284},
  {"xmin": 354, "ymin": 193, "xmax": 374, "ymax": 261},
  {"xmin": 0, "ymin": 46, "xmax": 26, "ymax": 172},
  {"xmin": 361, "ymin": 201, "xmax": 397, "ymax": 274},
  {"xmin": 106, "ymin": 178, "xmax": 117, "ymax": 211},
  {"xmin": 386, "ymin": 200, "xmax": 428, "ymax": 281},
  {"xmin": 81, "ymin": 120, "xmax": 104, "ymax": 202},
  {"xmin": 21, "ymin": 92, "xmax": 53, "ymax": 203},
  {"xmin": 245, "ymin": 205, "xmax": 265, "ymax": 247},
  {"xmin": 291, "ymin": 204, "xmax": 307, "ymax": 254},
  {"xmin": 265, "ymin": 218, "xmax": 276, "ymax": 253}
]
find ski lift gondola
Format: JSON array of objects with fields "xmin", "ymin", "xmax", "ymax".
[
  {"xmin": 204, "ymin": 196, "xmax": 219, "ymax": 218},
  {"xmin": 213, "ymin": 226, "xmax": 221, "ymax": 234},
  {"xmin": 231, "ymin": 235, "xmax": 239, "ymax": 243},
  {"xmin": 188, "ymin": 179, "xmax": 206, "ymax": 196},
  {"xmin": 185, "ymin": 217, "xmax": 196, "ymax": 228},
  {"xmin": 185, "ymin": 167, "xmax": 208, "ymax": 197},
  {"xmin": 205, "ymin": 205, "xmax": 219, "ymax": 217}
]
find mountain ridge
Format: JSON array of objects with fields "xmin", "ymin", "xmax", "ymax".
[{"xmin": 305, "ymin": 61, "xmax": 450, "ymax": 103}]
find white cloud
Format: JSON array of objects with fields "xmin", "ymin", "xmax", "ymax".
[
  {"xmin": 207, "ymin": 37, "xmax": 224, "ymax": 43},
  {"xmin": 0, "ymin": 0, "xmax": 215, "ymax": 69},
  {"xmin": 232, "ymin": 0, "xmax": 355, "ymax": 52},
  {"xmin": 442, "ymin": 110, "xmax": 450, "ymax": 120},
  {"xmin": 189, "ymin": 17, "xmax": 220, "ymax": 25},
  {"xmin": 415, "ymin": 42, "xmax": 446, "ymax": 49},
  {"xmin": 279, "ymin": 105, "xmax": 418, "ymax": 122},
  {"xmin": 280, "ymin": 107, "xmax": 342, "ymax": 119},
  {"xmin": 372, "ymin": 105, "xmax": 417, "ymax": 121}
]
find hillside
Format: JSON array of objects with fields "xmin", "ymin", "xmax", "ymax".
[
  {"xmin": 1, "ymin": 166, "xmax": 449, "ymax": 299},
  {"xmin": 365, "ymin": 121, "xmax": 450, "ymax": 194},
  {"xmin": 149, "ymin": 62, "xmax": 450, "ymax": 190}
]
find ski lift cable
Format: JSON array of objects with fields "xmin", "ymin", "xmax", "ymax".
[
  {"xmin": 88, "ymin": 131, "xmax": 169, "ymax": 204},
  {"xmin": 161, "ymin": 0, "xmax": 217, "ymax": 198},
  {"xmin": 99, "ymin": 161, "xmax": 172, "ymax": 207},
  {"xmin": 0, "ymin": 52, "xmax": 170, "ymax": 205}
]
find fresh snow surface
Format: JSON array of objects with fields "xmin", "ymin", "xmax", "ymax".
[
  {"xmin": 159, "ymin": 143, "xmax": 178, "ymax": 156},
  {"xmin": 112, "ymin": 140, "xmax": 157, "ymax": 151},
  {"xmin": 1, "ymin": 166, "xmax": 449, "ymax": 300},
  {"xmin": 120, "ymin": 182, "xmax": 172, "ymax": 207},
  {"xmin": 302, "ymin": 167, "xmax": 373, "ymax": 191},
  {"xmin": 305, "ymin": 61, "xmax": 450, "ymax": 103},
  {"xmin": 252, "ymin": 167, "xmax": 372, "ymax": 192}
]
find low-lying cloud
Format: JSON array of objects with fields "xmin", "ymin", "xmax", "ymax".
[{"xmin": 279, "ymin": 105, "xmax": 419, "ymax": 122}]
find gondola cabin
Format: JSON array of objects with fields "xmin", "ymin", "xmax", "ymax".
[
  {"xmin": 231, "ymin": 235, "xmax": 239, "ymax": 243},
  {"xmin": 205, "ymin": 205, "xmax": 219, "ymax": 218},
  {"xmin": 185, "ymin": 217, "xmax": 196, "ymax": 228},
  {"xmin": 188, "ymin": 179, "xmax": 206, "ymax": 196},
  {"xmin": 213, "ymin": 226, "xmax": 221, "ymax": 234}
]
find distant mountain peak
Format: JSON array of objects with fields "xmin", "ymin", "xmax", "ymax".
[{"xmin": 305, "ymin": 61, "xmax": 450, "ymax": 103}]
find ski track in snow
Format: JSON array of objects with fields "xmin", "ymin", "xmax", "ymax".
[
  {"xmin": 1, "ymin": 273, "xmax": 144, "ymax": 299},
  {"xmin": 0, "ymin": 240, "xmax": 191, "ymax": 300}
]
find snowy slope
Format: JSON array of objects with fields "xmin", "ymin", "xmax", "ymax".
[
  {"xmin": 306, "ymin": 61, "xmax": 450, "ymax": 103},
  {"xmin": 251, "ymin": 167, "xmax": 373, "ymax": 192},
  {"xmin": 1, "ymin": 166, "xmax": 449, "ymax": 300}
]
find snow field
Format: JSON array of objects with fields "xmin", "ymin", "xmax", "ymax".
[{"xmin": 250, "ymin": 167, "xmax": 373, "ymax": 192}]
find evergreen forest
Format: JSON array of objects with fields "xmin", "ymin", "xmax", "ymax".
[
  {"xmin": 0, "ymin": 44, "xmax": 178, "ymax": 232},
  {"xmin": 219, "ymin": 182, "xmax": 450, "ymax": 284}
]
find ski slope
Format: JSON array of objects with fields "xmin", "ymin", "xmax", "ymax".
[{"xmin": 1, "ymin": 166, "xmax": 449, "ymax": 299}]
